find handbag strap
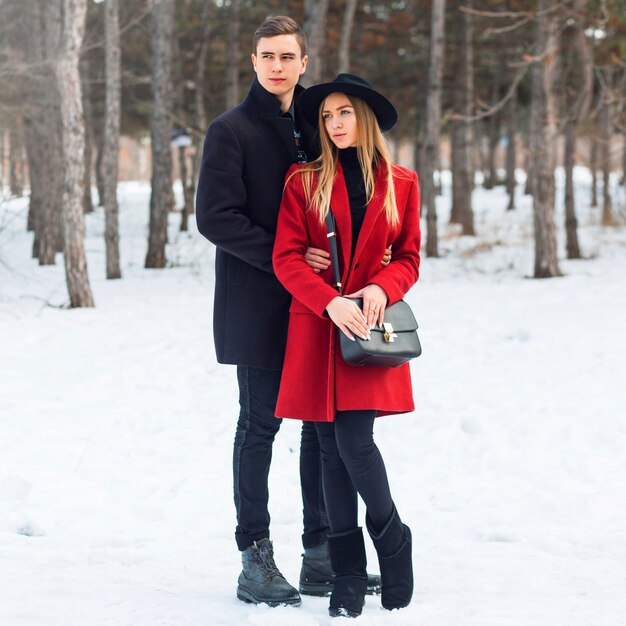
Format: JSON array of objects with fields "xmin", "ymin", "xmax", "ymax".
[{"xmin": 325, "ymin": 211, "xmax": 342, "ymax": 293}]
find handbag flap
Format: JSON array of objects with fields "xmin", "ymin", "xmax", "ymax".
[{"xmin": 348, "ymin": 298, "xmax": 418, "ymax": 333}]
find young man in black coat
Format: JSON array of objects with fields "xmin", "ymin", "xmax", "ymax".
[{"xmin": 196, "ymin": 16, "xmax": 381, "ymax": 607}]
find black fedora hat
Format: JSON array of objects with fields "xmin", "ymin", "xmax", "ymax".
[{"xmin": 298, "ymin": 73, "xmax": 398, "ymax": 132}]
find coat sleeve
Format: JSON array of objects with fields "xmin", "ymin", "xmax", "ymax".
[
  {"xmin": 368, "ymin": 171, "xmax": 421, "ymax": 305},
  {"xmin": 195, "ymin": 118, "xmax": 275, "ymax": 273},
  {"xmin": 273, "ymin": 168, "xmax": 341, "ymax": 317}
]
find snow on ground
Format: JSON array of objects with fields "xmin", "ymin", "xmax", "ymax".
[{"xmin": 1, "ymin": 172, "xmax": 625, "ymax": 626}]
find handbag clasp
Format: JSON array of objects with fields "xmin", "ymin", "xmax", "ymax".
[{"xmin": 383, "ymin": 323, "xmax": 397, "ymax": 343}]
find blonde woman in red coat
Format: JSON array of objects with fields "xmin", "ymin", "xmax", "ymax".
[{"xmin": 272, "ymin": 74, "xmax": 420, "ymax": 618}]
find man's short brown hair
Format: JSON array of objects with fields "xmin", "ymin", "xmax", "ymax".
[{"xmin": 253, "ymin": 16, "xmax": 307, "ymax": 57}]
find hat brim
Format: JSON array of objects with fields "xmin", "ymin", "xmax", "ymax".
[{"xmin": 298, "ymin": 82, "xmax": 398, "ymax": 133}]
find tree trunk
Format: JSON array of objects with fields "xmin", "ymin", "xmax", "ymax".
[
  {"xmin": 0, "ymin": 132, "xmax": 5, "ymax": 191},
  {"xmin": 590, "ymin": 135, "xmax": 598, "ymax": 207},
  {"xmin": 484, "ymin": 76, "xmax": 501, "ymax": 189},
  {"xmin": 179, "ymin": 146, "xmax": 193, "ymax": 231},
  {"xmin": 145, "ymin": 0, "xmax": 175, "ymax": 269},
  {"xmin": 600, "ymin": 70, "xmax": 616, "ymax": 226},
  {"xmin": 422, "ymin": 0, "xmax": 446, "ymax": 257},
  {"xmin": 226, "ymin": 0, "xmax": 240, "ymax": 109},
  {"xmin": 450, "ymin": 0, "xmax": 474, "ymax": 234},
  {"xmin": 622, "ymin": 131, "xmax": 626, "ymax": 188},
  {"xmin": 94, "ymin": 118, "xmax": 106, "ymax": 207},
  {"xmin": 103, "ymin": 0, "xmax": 122, "ymax": 279},
  {"xmin": 475, "ymin": 120, "xmax": 486, "ymax": 186},
  {"xmin": 564, "ymin": 7, "xmax": 592, "ymax": 258},
  {"xmin": 34, "ymin": 0, "xmax": 65, "ymax": 264},
  {"xmin": 80, "ymin": 56, "xmax": 95, "ymax": 213},
  {"xmin": 9, "ymin": 118, "xmax": 25, "ymax": 196},
  {"xmin": 190, "ymin": 0, "xmax": 212, "ymax": 227},
  {"xmin": 338, "ymin": 0, "xmax": 358, "ymax": 74},
  {"xmin": 23, "ymin": 113, "xmax": 44, "ymax": 239},
  {"xmin": 506, "ymin": 86, "xmax": 517, "ymax": 209},
  {"xmin": 564, "ymin": 121, "xmax": 581, "ymax": 258},
  {"xmin": 27, "ymin": 0, "xmax": 63, "ymax": 265},
  {"xmin": 55, "ymin": 0, "xmax": 95, "ymax": 307},
  {"xmin": 525, "ymin": 66, "xmax": 541, "ymax": 201},
  {"xmin": 22, "ymin": 0, "xmax": 46, "ymax": 247},
  {"xmin": 529, "ymin": 0, "xmax": 561, "ymax": 278},
  {"xmin": 302, "ymin": 0, "xmax": 329, "ymax": 87}
]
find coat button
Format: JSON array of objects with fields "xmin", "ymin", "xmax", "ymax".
[{"xmin": 354, "ymin": 263, "xmax": 360, "ymax": 270}]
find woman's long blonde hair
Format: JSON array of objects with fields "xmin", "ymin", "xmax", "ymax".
[{"xmin": 288, "ymin": 94, "xmax": 400, "ymax": 228}]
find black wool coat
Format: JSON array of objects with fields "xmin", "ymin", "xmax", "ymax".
[{"xmin": 196, "ymin": 78, "xmax": 317, "ymax": 369}]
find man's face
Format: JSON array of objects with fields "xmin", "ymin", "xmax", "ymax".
[{"xmin": 252, "ymin": 34, "xmax": 308, "ymax": 98}]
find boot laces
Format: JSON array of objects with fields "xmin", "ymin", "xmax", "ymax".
[{"xmin": 254, "ymin": 541, "xmax": 282, "ymax": 580}]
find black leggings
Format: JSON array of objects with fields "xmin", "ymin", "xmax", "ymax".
[{"xmin": 315, "ymin": 410, "xmax": 394, "ymax": 534}]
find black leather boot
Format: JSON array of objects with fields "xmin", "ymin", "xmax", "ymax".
[
  {"xmin": 327, "ymin": 528, "xmax": 368, "ymax": 618},
  {"xmin": 366, "ymin": 505, "xmax": 413, "ymax": 610},
  {"xmin": 236, "ymin": 539, "xmax": 301, "ymax": 607},
  {"xmin": 300, "ymin": 540, "xmax": 382, "ymax": 597}
]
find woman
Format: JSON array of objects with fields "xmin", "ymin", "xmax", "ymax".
[{"xmin": 272, "ymin": 74, "xmax": 420, "ymax": 618}]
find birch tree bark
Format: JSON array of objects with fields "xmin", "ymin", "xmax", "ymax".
[
  {"xmin": 55, "ymin": 0, "xmax": 95, "ymax": 306},
  {"xmin": 226, "ymin": 0, "xmax": 240, "ymax": 109},
  {"xmin": 103, "ymin": 0, "xmax": 121, "ymax": 278},
  {"xmin": 529, "ymin": 0, "xmax": 561, "ymax": 278},
  {"xmin": 338, "ymin": 0, "xmax": 358, "ymax": 74},
  {"xmin": 302, "ymin": 0, "xmax": 329, "ymax": 87},
  {"xmin": 422, "ymin": 0, "xmax": 446, "ymax": 257},
  {"xmin": 450, "ymin": 0, "xmax": 474, "ymax": 234},
  {"xmin": 145, "ymin": 0, "xmax": 175, "ymax": 269}
]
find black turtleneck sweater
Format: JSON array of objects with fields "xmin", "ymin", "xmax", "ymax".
[{"xmin": 338, "ymin": 147, "xmax": 367, "ymax": 259}]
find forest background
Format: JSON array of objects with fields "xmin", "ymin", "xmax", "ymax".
[{"xmin": 0, "ymin": 0, "xmax": 625, "ymax": 305}]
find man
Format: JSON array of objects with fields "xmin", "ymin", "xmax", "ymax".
[{"xmin": 196, "ymin": 16, "xmax": 382, "ymax": 607}]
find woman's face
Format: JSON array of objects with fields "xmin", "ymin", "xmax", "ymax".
[{"xmin": 322, "ymin": 93, "xmax": 358, "ymax": 149}]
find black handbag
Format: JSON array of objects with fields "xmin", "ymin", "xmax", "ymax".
[{"xmin": 325, "ymin": 212, "xmax": 422, "ymax": 368}]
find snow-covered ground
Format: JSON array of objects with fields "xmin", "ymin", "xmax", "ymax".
[{"xmin": 1, "ymin": 171, "xmax": 625, "ymax": 626}]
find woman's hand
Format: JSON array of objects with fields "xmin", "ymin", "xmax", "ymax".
[
  {"xmin": 381, "ymin": 246, "xmax": 392, "ymax": 267},
  {"xmin": 305, "ymin": 247, "xmax": 331, "ymax": 273},
  {"xmin": 345, "ymin": 284, "xmax": 388, "ymax": 328},
  {"xmin": 326, "ymin": 297, "xmax": 371, "ymax": 341}
]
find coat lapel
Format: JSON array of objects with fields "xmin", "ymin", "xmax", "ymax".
[
  {"xmin": 352, "ymin": 163, "xmax": 388, "ymax": 265},
  {"xmin": 250, "ymin": 78, "xmax": 302, "ymax": 162},
  {"xmin": 261, "ymin": 116, "xmax": 298, "ymax": 162}
]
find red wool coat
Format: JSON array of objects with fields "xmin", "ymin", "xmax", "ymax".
[{"xmin": 272, "ymin": 160, "xmax": 421, "ymax": 422}]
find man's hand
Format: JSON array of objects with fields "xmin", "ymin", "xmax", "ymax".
[
  {"xmin": 326, "ymin": 297, "xmax": 370, "ymax": 341},
  {"xmin": 381, "ymin": 246, "xmax": 392, "ymax": 266},
  {"xmin": 345, "ymin": 284, "xmax": 388, "ymax": 328},
  {"xmin": 305, "ymin": 247, "xmax": 331, "ymax": 273}
]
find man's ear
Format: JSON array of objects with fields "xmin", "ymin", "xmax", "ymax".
[
  {"xmin": 251, "ymin": 53, "xmax": 257, "ymax": 72},
  {"xmin": 300, "ymin": 55, "xmax": 309, "ymax": 75}
]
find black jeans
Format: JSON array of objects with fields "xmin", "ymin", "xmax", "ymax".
[
  {"xmin": 233, "ymin": 366, "xmax": 328, "ymax": 551},
  {"xmin": 315, "ymin": 410, "xmax": 394, "ymax": 534}
]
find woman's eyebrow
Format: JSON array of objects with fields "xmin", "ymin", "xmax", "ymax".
[{"xmin": 322, "ymin": 105, "xmax": 353, "ymax": 113}]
